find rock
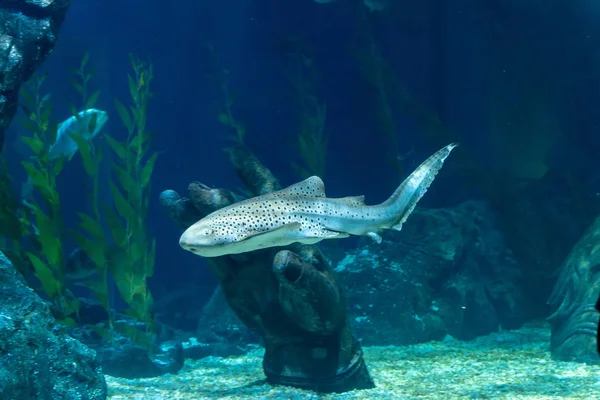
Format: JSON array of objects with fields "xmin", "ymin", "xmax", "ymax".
[
  {"xmin": 181, "ymin": 336, "xmax": 261, "ymax": 360},
  {"xmin": 195, "ymin": 286, "xmax": 260, "ymax": 356},
  {"xmin": 0, "ymin": 251, "xmax": 107, "ymax": 399},
  {"xmin": 152, "ymin": 283, "xmax": 213, "ymax": 332},
  {"xmin": 68, "ymin": 302, "xmax": 186, "ymax": 379},
  {"xmin": 0, "ymin": 0, "xmax": 74, "ymax": 152},
  {"xmin": 159, "ymin": 190, "xmax": 204, "ymax": 230},
  {"xmin": 190, "ymin": 201, "xmax": 528, "ymax": 348},
  {"xmin": 548, "ymin": 214, "xmax": 600, "ymax": 364},
  {"xmin": 94, "ymin": 337, "xmax": 184, "ymax": 379},
  {"xmin": 334, "ymin": 200, "xmax": 528, "ymax": 345}
]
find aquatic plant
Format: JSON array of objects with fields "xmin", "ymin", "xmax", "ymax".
[
  {"xmin": 104, "ymin": 54, "xmax": 157, "ymax": 345},
  {"xmin": 206, "ymin": 45, "xmax": 246, "ymax": 145},
  {"xmin": 0, "ymin": 54, "xmax": 158, "ymax": 347},
  {"xmin": 69, "ymin": 52, "xmax": 102, "ymax": 112},
  {"xmin": 353, "ymin": 26, "xmax": 401, "ymax": 178},
  {"xmin": 73, "ymin": 54, "xmax": 157, "ymax": 346},
  {"xmin": 0, "ymin": 73, "xmax": 80, "ymax": 325},
  {"xmin": 285, "ymin": 44, "xmax": 329, "ymax": 179},
  {"xmin": 215, "ymin": 70, "xmax": 246, "ymax": 145},
  {"xmin": 208, "ymin": 41, "xmax": 328, "ymax": 179},
  {"xmin": 67, "ymin": 53, "xmax": 114, "ymax": 327},
  {"xmin": 353, "ymin": 14, "xmax": 456, "ymax": 180}
]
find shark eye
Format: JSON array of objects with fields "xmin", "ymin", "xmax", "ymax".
[{"xmin": 203, "ymin": 229, "xmax": 213, "ymax": 235}]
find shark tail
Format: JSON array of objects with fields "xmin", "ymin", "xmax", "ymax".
[{"xmin": 381, "ymin": 143, "xmax": 458, "ymax": 231}]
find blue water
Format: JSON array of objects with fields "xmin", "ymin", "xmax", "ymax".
[{"xmin": 2, "ymin": 0, "xmax": 600, "ymax": 398}]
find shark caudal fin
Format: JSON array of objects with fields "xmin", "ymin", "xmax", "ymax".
[{"xmin": 382, "ymin": 143, "xmax": 458, "ymax": 231}]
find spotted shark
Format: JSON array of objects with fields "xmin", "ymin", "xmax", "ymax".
[{"xmin": 179, "ymin": 143, "xmax": 458, "ymax": 257}]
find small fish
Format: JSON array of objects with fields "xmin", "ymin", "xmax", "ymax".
[
  {"xmin": 48, "ymin": 108, "xmax": 108, "ymax": 160},
  {"xmin": 64, "ymin": 247, "xmax": 98, "ymax": 283},
  {"xmin": 179, "ymin": 143, "xmax": 457, "ymax": 257},
  {"xmin": 21, "ymin": 108, "xmax": 108, "ymax": 199}
]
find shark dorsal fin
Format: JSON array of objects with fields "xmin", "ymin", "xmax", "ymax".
[
  {"xmin": 269, "ymin": 176, "xmax": 326, "ymax": 198},
  {"xmin": 335, "ymin": 195, "xmax": 365, "ymax": 207}
]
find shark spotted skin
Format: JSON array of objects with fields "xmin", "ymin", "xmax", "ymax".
[{"xmin": 180, "ymin": 143, "xmax": 458, "ymax": 257}]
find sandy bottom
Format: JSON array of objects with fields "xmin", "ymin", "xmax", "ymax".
[{"xmin": 107, "ymin": 322, "xmax": 600, "ymax": 399}]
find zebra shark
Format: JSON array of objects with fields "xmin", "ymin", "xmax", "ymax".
[{"xmin": 179, "ymin": 143, "xmax": 457, "ymax": 257}]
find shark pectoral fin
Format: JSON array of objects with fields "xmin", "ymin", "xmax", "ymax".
[
  {"xmin": 243, "ymin": 222, "xmax": 302, "ymax": 240},
  {"xmin": 327, "ymin": 230, "xmax": 350, "ymax": 239},
  {"xmin": 366, "ymin": 232, "xmax": 382, "ymax": 243}
]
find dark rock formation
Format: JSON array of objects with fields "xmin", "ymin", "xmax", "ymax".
[
  {"xmin": 333, "ymin": 201, "xmax": 528, "ymax": 345},
  {"xmin": 93, "ymin": 337, "xmax": 184, "ymax": 379},
  {"xmin": 161, "ymin": 144, "xmax": 374, "ymax": 393},
  {"xmin": 0, "ymin": 252, "xmax": 107, "ymax": 399},
  {"xmin": 159, "ymin": 189, "xmax": 204, "ymax": 230},
  {"xmin": 596, "ymin": 294, "xmax": 600, "ymax": 357},
  {"xmin": 66, "ymin": 298, "xmax": 186, "ymax": 379},
  {"xmin": 548, "ymin": 215, "xmax": 600, "ymax": 364},
  {"xmin": 189, "ymin": 200, "xmax": 528, "ymax": 348},
  {"xmin": 0, "ymin": 0, "xmax": 73, "ymax": 152},
  {"xmin": 195, "ymin": 285, "xmax": 259, "ymax": 355}
]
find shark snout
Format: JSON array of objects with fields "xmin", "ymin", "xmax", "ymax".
[
  {"xmin": 179, "ymin": 230, "xmax": 193, "ymax": 250},
  {"xmin": 179, "ymin": 228, "xmax": 206, "ymax": 252},
  {"xmin": 179, "ymin": 223, "xmax": 228, "ymax": 257}
]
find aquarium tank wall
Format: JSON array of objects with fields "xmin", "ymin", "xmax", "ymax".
[{"xmin": 0, "ymin": 0, "xmax": 599, "ymax": 399}]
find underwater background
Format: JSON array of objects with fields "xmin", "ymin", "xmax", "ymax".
[{"xmin": 1, "ymin": 0, "xmax": 600, "ymax": 399}]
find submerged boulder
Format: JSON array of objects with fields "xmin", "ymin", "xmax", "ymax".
[
  {"xmin": 331, "ymin": 200, "xmax": 528, "ymax": 345},
  {"xmin": 0, "ymin": 252, "xmax": 107, "ymax": 399},
  {"xmin": 190, "ymin": 200, "xmax": 528, "ymax": 348},
  {"xmin": 65, "ymin": 297, "xmax": 186, "ymax": 379},
  {"xmin": 0, "ymin": 0, "xmax": 74, "ymax": 152},
  {"xmin": 548, "ymin": 215, "xmax": 600, "ymax": 364}
]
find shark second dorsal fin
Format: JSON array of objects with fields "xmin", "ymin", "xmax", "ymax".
[{"xmin": 268, "ymin": 176, "xmax": 326, "ymax": 199}]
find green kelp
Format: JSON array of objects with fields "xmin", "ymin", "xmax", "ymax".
[
  {"xmin": 206, "ymin": 45, "xmax": 247, "ymax": 145},
  {"xmin": 0, "ymin": 54, "xmax": 158, "ymax": 348},
  {"xmin": 75, "ymin": 54, "xmax": 158, "ymax": 347},
  {"xmin": 1, "ymin": 73, "xmax": 78, "ymax": 325},
  {"xmin": 284, "ymin": 41, "xmax": 329, "ymax": 180}
]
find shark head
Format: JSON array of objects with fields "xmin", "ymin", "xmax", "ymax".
[
  {"xmin": 179, "ymin": 195, "xmax": 305, "ymax": 258},
  {"xmin": 179, "ymin": 206, "xmax": 267, "ymax": 257},
  {"xmin": 179, "ymin": 176, "xmax": 353, "ymax": 257},
  {"xmin": 179, "ymin": 217, "xmax": 230, "ymax": 257}
]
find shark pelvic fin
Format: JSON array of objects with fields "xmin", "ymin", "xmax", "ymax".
[
  {"xmin": 366, "ymin": 232, "xmax": 382, "ymax": 243},
  {"xmin": 303, "ymin": 226, "xmax": 350, "ymax": 240}
]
